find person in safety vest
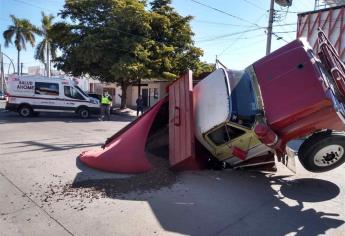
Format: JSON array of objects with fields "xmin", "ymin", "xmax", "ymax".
[{"xmin": 99, "ymin": 91, "xmax": 112, "ymax": 121}]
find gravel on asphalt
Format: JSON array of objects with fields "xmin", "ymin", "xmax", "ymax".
[{"xmin": 32, "ymin": 154, "xmax": 178, "ymax": 211}]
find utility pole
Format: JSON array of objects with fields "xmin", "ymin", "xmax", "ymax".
[
  {"xmin": 266, "ymin": 0, "xmax": 275, "ymax": 55},
  {"xmin": 46, "ymin": 40, "xmax": 51, "ymax": 78},
  {"xmin": 0, "ymin": 45, "xmax": 4, "ymax": 93}
]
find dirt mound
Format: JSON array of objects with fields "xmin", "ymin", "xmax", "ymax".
[{"xmin": 33, "ymin": 154, "xmax": 178, "ymax": 211}]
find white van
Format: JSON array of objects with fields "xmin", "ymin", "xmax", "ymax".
[{"xmin": 5, "ymin": 75, "xmax": 100, "ymax": 118}]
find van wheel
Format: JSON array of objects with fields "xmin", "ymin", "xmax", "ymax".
[
  {"xmin": 18, "ymin": 105, "xmax": 33, "ymax": 117},
  {"xmin": 298, "ymin": 132, "xmax": 345, "ymax": 172},
  {"xmin": 78, "ymin": 108, "xmax": 89, "ymax": 119}
]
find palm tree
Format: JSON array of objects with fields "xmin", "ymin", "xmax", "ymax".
[
  {"xmin": 35, "ymin": 12, "xmax": 56, "ymax": 77},
  {"xmin": 3, "ymin": 15, "xmax": 39, "ymax": 75}
]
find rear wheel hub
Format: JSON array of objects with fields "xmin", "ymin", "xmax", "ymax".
[{"xmin": 314, "ymin": 145, "xmax": 344, "ymax": 167}]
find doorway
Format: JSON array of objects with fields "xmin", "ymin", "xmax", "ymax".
[{"xmin": 142, "ymin": 88, "xmax": 149, "ymax": 107}]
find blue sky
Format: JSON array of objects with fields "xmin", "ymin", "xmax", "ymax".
[{"xmin": 0, "ymin": 0, "xmax": 315, "ymax": 73}]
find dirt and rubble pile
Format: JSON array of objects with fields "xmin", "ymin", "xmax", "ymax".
[{"xmin": 31, "ymin": 154, "xmax": 178, "ymax": 211}]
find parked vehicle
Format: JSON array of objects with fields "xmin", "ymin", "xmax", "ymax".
[
  {"xmin": 5, "ymin": 76, "xmax": 100, "ymax": 118},
  {"xmin": 87, "ymin": 93, "xmax": 102, "ymax": 102}
]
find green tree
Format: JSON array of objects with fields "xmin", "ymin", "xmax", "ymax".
[
  {"xmin": 148, "ymin": 0, "xmax": 204, "ymax": 78},
  {"xmin": 35, "ymin": 12, "xmax": 57, "ymax": 77},
  {"xmin": 194, "ymin": 61, "xmax": 215, "ymax": 79},
  {"xmin": 51, "ymin": 0, "xmax": 151, "ymax": 108},
  {"xmin": 3, "ymin": 15, "xmax": 39, "ymax": 75},
  {"xmin": 51, "ymin": 0, "xmax": 205, "ymax": 108}
]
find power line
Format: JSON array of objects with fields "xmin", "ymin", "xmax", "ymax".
[
  {"xmin": 272, "ymin": 32, "xmax": 288, "ymax": 42},
  {"xmin": 273, "ymin": 6, "xmax": 297, "ymax": 42},
  {"xmin": 197, "ymin": 33, "xmax": 267, "ymax": 44},
  {"xmin": 218, "ymin": 13, "xmax": 267, "ymax": 56},
  {"xmin": 221, "ymin": 37, "xmax": 267, "ymax": 56},
  {"xmin": 275, "ymin": 9, "xmax": 302, "ymax": 14},
  {"xmin": 273, "ymin": 30, "xmax": 296, "ymax": 34},
  {"xmin": 10, "ymin": 0, "xmax": 56, "ymax": 13},
  {"xmin": 195, "ymin": 27, "xmax": 265, "ymax": 42},
  {"xmin": 242, "ymin": 0, "xmax": 267, "ymax": 11},
  {"xmin": 189, "ymin": 0, "xmax": 287, "ymax": 45},
  {"xmin": 193, "ymin": 20, "xmax": 256, "ymax": 27},
  {"xmin": 194, "ymin": 18, "xmax": 345, "ymax": 29},
  {"xmin": 189, "ymin": 0, "xmax": 264, "ymax": 28}
]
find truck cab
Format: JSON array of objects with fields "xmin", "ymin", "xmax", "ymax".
[
  {"xmin": 194, "ymin": 67, "xmax": 271, "ymax": 167},
  {"xmin": 194, "ymin": 33, "xmax": 345, "ymax": 173}
]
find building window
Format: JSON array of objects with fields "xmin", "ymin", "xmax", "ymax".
[{"xmin": 35, "ymin": 82, "xmax": 59, "ymax": 96}]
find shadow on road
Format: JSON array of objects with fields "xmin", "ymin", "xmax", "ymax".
[
  {"xmin": 0, "ymin": 109, "xmax": 134, "ymax": 124},
  {"xmin": 72, "ymin": 157, "xmax": 344, "ymax": 236},
  {"xmin": 1, "ymin": 140, "xmax": 105, "ymax": 155}
]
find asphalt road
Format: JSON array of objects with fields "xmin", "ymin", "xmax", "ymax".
[{"xmin": 0, "ymin": 100, "xmax": 344, "ymax": 236}]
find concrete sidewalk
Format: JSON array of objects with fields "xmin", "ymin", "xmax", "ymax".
[{"xmin": 0, "ymin": 102, "xmax": 344, "ymax": 236}]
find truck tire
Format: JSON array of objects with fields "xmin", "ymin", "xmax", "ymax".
[
  {"xmin": 18, "ymin": 105, "xmax": 33, "ymax": 117},
  {"xmin": 298, "ymin": 132, "xmax": 345, "ymax": 172},
  {"xmin": 78, "ymin": 107, "xmax": 90, "ymax": 119}
]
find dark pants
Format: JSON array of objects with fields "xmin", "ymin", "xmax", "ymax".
[
  {"xmin": 100, "ymin": 104, "xmax": 111, "ymax": 121},
  {"xmin": 137, "ymin": 106, "xmax": 144, "ymax": 116}
]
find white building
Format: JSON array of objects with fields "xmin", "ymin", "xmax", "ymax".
[{"xmin": 27, "ymin": 65, "xmax": 64, "ymax": 77}]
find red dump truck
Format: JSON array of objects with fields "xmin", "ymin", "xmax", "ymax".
[{"xmin": 79, "ymin": 30, "xmax": 345, "ymax": 174}]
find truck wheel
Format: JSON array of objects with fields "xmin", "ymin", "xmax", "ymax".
[
  {"xmin": 18, "ymin": 105, "xmax": 33, "ymax": 117},
  {"xmin": 298, "ymin": 132, "xmax": 345, "ymax": 172},
  {"xmin": 78, "ymin": 108, "xmax": 90, "ymax": 119}
]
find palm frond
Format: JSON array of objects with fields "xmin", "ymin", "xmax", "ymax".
[
  {"xmin": 3, "ymin": 28, "xmax": 15, "ymax": 47},
  {"xmin": 4, "ymin": 15, "xmax": 39, "ymax": 51},
  {"xmin": 50, "ymin": 43, "xmax": 58, "ymax": 60},
  {"xmin": 19, "ymin": 34, "xmax": 26, "ymax": 50},
  {"xmin": 34, "ymin": 40, "xmax": 46, "ymax": 62},
  {"xmin": 9, "ymin": 15, "xmax": 18, "ymax": 25},
  {"xmin": 23, "ymin": 30, "xmax": 36, "ymax": 47}
]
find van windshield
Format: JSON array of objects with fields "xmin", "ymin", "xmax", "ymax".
[
  {"xmin": 64, "ymin": 86, "xmax": 85, "ymax": 100},
  {"xmin": 75, "ymin": 86, "xmax": 89, "ymax": 98},
  {"xmin": 228, "ymin": 68, "xmax": 259, "ymax": 127}
]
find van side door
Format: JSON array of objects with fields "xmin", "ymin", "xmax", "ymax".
[{"xmin": 34, "ymin": 82, "xmax": 64, "ymax": 110}]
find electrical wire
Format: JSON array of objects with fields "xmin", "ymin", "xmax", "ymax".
[
  {"xmin": 197, "ymin": 33, "xmax": 268, "ymax": 45},
  {"xmin": 218, "ymin": 13, "xmax": 267, "ymax": 56},
  {"xmin": 242, "ymin": 0, "xmax": 267, "ymax": 11},
  {"xmin": 10, "ymin": 0, "xmax": 56, "ymax": 13},
  {"xmin": 220, "ymin": 36, "xmax": 267, "ymax": 56},
  {"xmin": 195, "ymin": 27, "xmax": 265, "ymax": 42},
  {"xmin": 189, "ymin": 0, "xmax": 264, "ymax": 28},
  {"xmin": 273, "ymin": 30, "xmax": 296, "ymax": 34},
  {"xmin": 189, "ymin": 0, "xmax": 288, "ymax": 45},
  {"xmin": 193, "ymin": 20, "xmax": 256, "ymax": 27}
]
